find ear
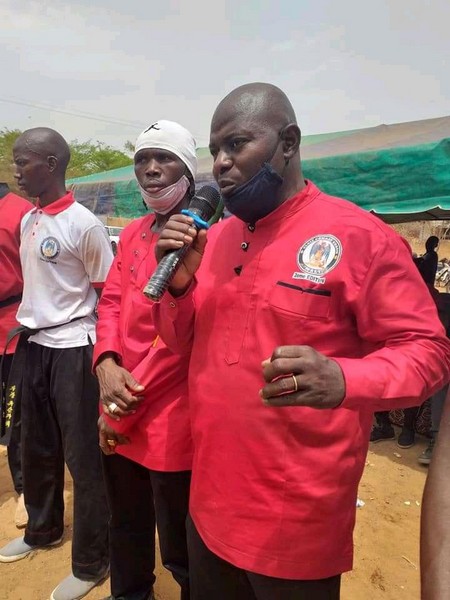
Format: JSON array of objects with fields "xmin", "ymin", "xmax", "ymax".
[
  {"xmin": 280, "ymin": 124, "xmax": 301, "ymax": 161},
  {"xmin": 47, "ymin": 155, "xmax": 58, "ymax": 172}
]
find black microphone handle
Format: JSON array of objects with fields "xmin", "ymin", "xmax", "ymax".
[{"xmin": 143, "ymin": 241, "xmax": 191, "ymax": 302}]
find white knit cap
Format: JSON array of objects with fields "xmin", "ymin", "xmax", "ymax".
[{"xmin": 134, "ymin": 120, "xmax": 197, "ymax": 179}]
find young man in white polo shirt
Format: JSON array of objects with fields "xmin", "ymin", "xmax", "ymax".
[{"xmin": 0, "ymin": 128, "xmax": 112, "ymax": 600}]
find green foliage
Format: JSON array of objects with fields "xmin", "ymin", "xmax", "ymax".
[
  {"xmin": 123, "ymin": 140, "xmax": 135, "ymax": 155},
  {"xmin": 0, "ymin": 128, "xmax": 133, "ymax": 185},
  {"xmin": 66, "ymin": 140, "xmax": 132, "ymax": 178},
  {"xmin": 0, "ymin": 128, "xmax": 22, "ymax": 186}
]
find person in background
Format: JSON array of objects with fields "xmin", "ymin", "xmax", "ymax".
[
  {"xmin": 151, "ymin": 83, "xmax": 450, "ymax": 600},
  {"xmin": 418, "ymin": 383, "xmax": 449, "ymax": 465},
  {"xmin": 0, "ymin": 128, "xmax": 112, "ymax": 600},
  {"xmin": 421, "ymin": 387, "xmax": 450, "ymax": 599},
  {"xmin": 0, "ymin": 182, "xmax": 33, "ymax": 528},
  {"xmin": 416, "ymin": 235, "xmax": 440, "ymax": 290},
  {"xmin": 371, "ymin": 235, "xmax": 442, "ymax": 448},
  {"xmin": 370, "ymin": 407, "xmax": 416, "ymax": 447},
  {"xmin": 95, "ymin": 121, "xmax": 195, "ymax": 600}
]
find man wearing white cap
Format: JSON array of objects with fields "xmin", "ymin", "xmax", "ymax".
[{"xmin": 94, "ymin": 120, "xmax": 196, "ymax": 600}]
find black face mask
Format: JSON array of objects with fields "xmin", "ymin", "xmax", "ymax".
[{"xmin": 222, "ymin": 131, "xmax": 287, "ymax": 224}]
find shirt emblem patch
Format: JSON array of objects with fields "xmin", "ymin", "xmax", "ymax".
[
  {"xmin": 293, "ymin": 235, "xmax": 342, "ymax": 284},
  {"xmin": 40, "ymin": 236, "xmax": 61, "ymax": 262}
]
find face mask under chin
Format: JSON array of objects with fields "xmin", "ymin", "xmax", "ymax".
[
  {"xmin": 139, "ymin": 175, "xmax": 190, "ymax": 215},
  {"xmin": 223, "ymin": 162, "xmax": 284, "ymax": 224}
]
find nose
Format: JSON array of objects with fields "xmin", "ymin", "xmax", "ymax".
[
  {"xmin": 213, "ymin": 149, "xmax": 233, "ymax": 177},
  {"xmin": 145, "ymin": 159, "xmax": 161, "ymax": 177}
]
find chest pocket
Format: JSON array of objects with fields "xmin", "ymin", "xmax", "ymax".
[{"xmin": 268, "ymin": 281, "xmax": 331, "ymax": 320}]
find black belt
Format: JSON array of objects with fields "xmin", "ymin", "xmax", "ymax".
[
  {"xmin": 0, "ymin": 294, "xmax": 22, "ymax": 309},
  {"xmin": 0, "ymin": 316, "xmax": 87, "ymax": 443}
]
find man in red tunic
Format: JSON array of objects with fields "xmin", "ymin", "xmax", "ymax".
[
  {"xmin": 95, "ymin": 120, "xmax": 196, "ymax": 600},
  {"xmin": 152, "ymin": 83, "xmax": 450, "ymax": 599},
  {"xmin": 0, "ymin": 182, "xmax": 33, "ymax": 528}
]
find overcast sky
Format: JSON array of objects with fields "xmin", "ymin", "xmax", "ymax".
[{"xmin": 1, "ymin": 0, "xmax": 448, "ymax": 150}]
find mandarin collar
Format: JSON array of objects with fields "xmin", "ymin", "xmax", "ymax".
[
  {"xmin": 250, "ymin": 180, "xmax": 319, "ymax": 229},
  {"xmin": 35, "ymin": 191, "xmax": 75, "ymax": 215}
]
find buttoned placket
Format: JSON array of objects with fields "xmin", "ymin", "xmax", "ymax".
[
  {"xmin": 31, "ymin": 209, "xmax": 43, "ymax": 238},
  {"xmin": 129, "ymin": 224, "xmax": 155, "ymax": 287},
  {"xmin": 224, "ymin": 222, "xmax": 271, "ymax": 364}
]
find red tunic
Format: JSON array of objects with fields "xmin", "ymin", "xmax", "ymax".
[
  {"xmin": 94, "ymin": 215, "xmax": 192, "ymax": 472},
  {"xmin": 0, "ymin": 192, "xmax": 33, "ymax": 354},
  {"xmin": 153, "ymin": 181, "xmax": 450, "ymax": 579}
]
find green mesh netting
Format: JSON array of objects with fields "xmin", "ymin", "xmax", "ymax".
[
  {"xmin": 67, "ymin": 139, "xmax": 450, "ymax": 221},
  {"xmin": 302, "ymin": 138, "xmax": 450, "ymax": 217}
]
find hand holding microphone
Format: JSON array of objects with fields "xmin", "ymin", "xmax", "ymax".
[{"xmin": 144, "ymin": 186, "xmax": 221, "ymax": 301}]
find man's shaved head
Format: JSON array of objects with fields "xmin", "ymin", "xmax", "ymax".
[
  {"xmin": 14, "ymin": 127, "xmax": 70, "ymax": 173},
  {"xmin": 212, "ymin": 83, "xmax": 297, "ymax": 133},
  {"xmin": 13, "ymin": 127, "xmax": 71, "ymax": 201},
  {"xmin": 209, "ymin": 83, "xmax": 305, "ymax": 214}
]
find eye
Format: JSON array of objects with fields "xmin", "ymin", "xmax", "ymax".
[
  {"xmin": 155, "ymin": 151, "xmax": 175, "ymax": 163},
  {"xmin": 229, "ymin": 138, "xmax": 247, "ymax": 151}
]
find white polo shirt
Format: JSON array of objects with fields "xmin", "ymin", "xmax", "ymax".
[{"xmin": 17, "ymin": 191, "xmax": 114, "ymax": 348}]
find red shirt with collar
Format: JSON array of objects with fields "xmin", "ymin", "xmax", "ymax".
[
  {"xmin": 93, "ymin": 215, "xmax": 192, "ymax": 472},
  {"xmin": 152, "ymin": 181, "xmax": 450, "ymax": 579},
  {"xmin": 0, "ymin": 192, "xmax": 33, "ymax": 353}
]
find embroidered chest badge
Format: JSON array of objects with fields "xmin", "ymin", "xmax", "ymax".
[
  {"xmin": 40, "ymin": 236, "xmax": 61, "ymax": 262},
  {"xmin": 294, "ymin": 235, "xmax": 342, "ymax": 284}
]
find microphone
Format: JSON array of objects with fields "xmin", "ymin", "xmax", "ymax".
[{"xmin": 143, "ymin": 185, "xmax": 221, "ymax": 302}]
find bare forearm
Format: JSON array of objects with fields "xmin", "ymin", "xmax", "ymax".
[{"xmin": 421, "ymin": 392, "xmax": 450, "ymax": 599}]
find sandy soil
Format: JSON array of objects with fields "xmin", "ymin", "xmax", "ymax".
[{"xmin": 0, "ymin": 430, "xmax": 428, "ymax": 599}]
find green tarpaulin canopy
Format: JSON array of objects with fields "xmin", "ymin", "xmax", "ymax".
[
  {"xmin": 67, "ymin": 118, "xmax": 450, "ymax": 223},
  {"xmin": 303, "ymin": 138, "xmax": 450, "ymax": 224}
]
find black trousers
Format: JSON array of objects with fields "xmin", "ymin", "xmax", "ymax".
[
  {"xmin": 21, "ymin": 342, "xmax": 109, "ymax": 580},
  {"xmin": 102, "ymin": 453, "xmax": 191, "ymax": 600},
  {"xmin": 1, "ymin": 353, "xmax": 23, "ymax": 494},
  {"xmin": 375, "ymin": 407, "xmax": 419, "ymax": 430},
  {"xmin": 187, "ymin": 515, "xmax": 341, "ymax": 600}
]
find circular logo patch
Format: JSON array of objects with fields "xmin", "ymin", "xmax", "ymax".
[
  {"xmin": 40, "ymin": 236, "xmax": 61, "ymax": 260},
  {"xmin": 297, "ymin": 235, "xmax": 342, "ymax": 276}
]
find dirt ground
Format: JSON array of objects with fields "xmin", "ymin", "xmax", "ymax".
[{"xmin": 0, "ymin": 431, "xmax": 428, "ymax": 600}]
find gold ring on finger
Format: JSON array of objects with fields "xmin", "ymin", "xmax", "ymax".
[{"xmin": 291, "ymin": 375, "xmax": 298, "ymax": 393}]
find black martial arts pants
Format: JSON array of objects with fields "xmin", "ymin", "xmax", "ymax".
[
  {"xmin": 21, "ymin": 342, "xmax": 109, "ymax": 580},
  {"xmin": 102, "ymin": 453, "xmax": 190, "ymax": 600},
  {"xmin": 187, "ymin": 515, "xmax": 341, "ymax": 600},
  {"xmin": 1, "ymin": 353, "xmax": 23, "ymax": 494}
]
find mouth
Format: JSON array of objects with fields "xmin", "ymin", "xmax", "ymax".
[
  {"xmin": 218, "ymin": 180, "xmax": 237, "ymax": 196},
  {"xmin": 144, "ymin": 181, "xmax": 165, "ymax": 193}
]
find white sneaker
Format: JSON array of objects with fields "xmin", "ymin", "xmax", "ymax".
[
  {"xmin": 14, "ymin": 494, "xmax": 28, "ymax": 529},
  {"xmin": 0, "ymin": 535, "xmax": 62, "ymax": 563},
  {"xmin": 50, "ymin": 569, "xmax": 109, "ymax": 600}
]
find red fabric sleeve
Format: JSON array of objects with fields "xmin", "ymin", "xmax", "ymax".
[
  {"xmin": 93, "ymin": 242, "xmax": 123, "ymax": 368},
  {"xmin": 150, "ymin": 282, "xmax": 196, "ymax": 356},
  {"xmin": 334, "ymin": 236, "xmax": 450, "ymax": 411}
]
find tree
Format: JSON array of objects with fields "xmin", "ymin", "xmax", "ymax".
[
  {"xmin": 0, "ymin": 128, "xmax": 132, "ymax": 187},
  {"xmin": 0, "ymin": 128, "xmax": 22, "ymax": 186},
  {"xmin": 66, "ymin": 140, "xmax": 132, "ymax": 178},
  {"xmin": 124, "ymin": 140, "xmax": 135, "ymax": 154}
]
